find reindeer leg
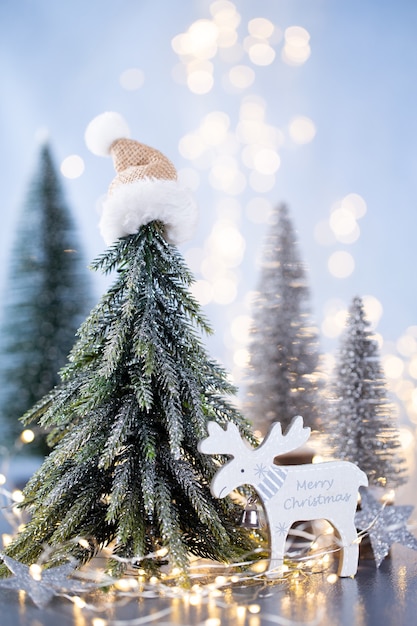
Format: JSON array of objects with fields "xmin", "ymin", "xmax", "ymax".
[
  {"xmin": 333, "ymin": 522, "xmax": 360, "ymax": 577},
  {"xmin": 266, "ymin": 526, "xmax": 287, "ymax": 579}
]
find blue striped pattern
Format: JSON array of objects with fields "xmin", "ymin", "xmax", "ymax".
[{"xmin": 257, "ymin": 466, "xmax": 288, "ymax": 501}]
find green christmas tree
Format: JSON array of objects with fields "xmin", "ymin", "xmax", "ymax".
[
  {"xmin": 0, "ymin": 113, "xmax": 255, "ymax": 583},
  {"xmin": 0, "ymin": 143, "xmax": 92, "ymax": 455},
  {"xmin": 245, "ymin": 204, "xmax": 322, "ymax": 434},
  {"xmin": 328, "ymin": 296, "xmax": 407, "ymax": 489}
]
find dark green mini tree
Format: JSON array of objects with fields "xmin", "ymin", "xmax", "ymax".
[
  {"xmin": 245, "ymin": 204, "xmax": 322, "ymax": 434},
  {"xmin": 0, "ymin": 144, "xmax": 91, "ymax": 454},
  {"xmin": 0, "ymin": 223, "xmax": 255, "ymax": 582},
  {"xmin": 328, "ymin": 296, "xmax": 407, "ymax": 489}
]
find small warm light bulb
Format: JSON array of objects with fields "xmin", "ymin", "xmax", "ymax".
[
  {"xmin": 327, "ymin": 573, "xmax": 338, "ymax": 584},
  {"xmin": 115, "ymin": 577, "xmax": 137, "ymax": 591},
  {"xmin": 236, "ymin": 606, "xmax": 246, "ymax": 619},
  {"xmin": 0, "ymin": 473, "xmax": 6, "ymax": 485},
  {"xmin": 29, "ymin": 564, "xmax": 42, "ymax": 581},
  {"xmin": 312, "ymin": 454, "xmax": 325, "ymax": 464},
  {"xmin": 381, "ymin": 489, "xmax": 395, "ymax": 504},
  {"xmin": 20, "ymin": 429, "xmax": 35, "ymax": 444},
  {"xmin": 189, "ymin": 593, "xmax": 201, "ymax": 606},
  {"xmin": 78, "ymin": 538, "xmax": 90, "ymax": 550},
  {"xmin": 156, "ymin": 547, "xmax": 169, "ymax": 558},
  {"xmin": 205, "ymin": 619, "xmax": 221, "ymax": 626},
  {"xmin": 2, "ymin": 534, "xmax": 13, "ymax": 547},
  {"xmin": 251, "ymin": 560, "xmax": 267, "ymax": 573},
  {"xmin": 12, "ymin": 490, "xmax": 24, "ymax": 503},
  {"xmin": 73, "ymin": 596, "xmax": 86, "ymax": 609},
  {"xmin": 92, "ymin": 619, "xmax": 107, "ymax": 626},
  {"xmin": 215, "ymin": 575, "xmax": 227, "ymax": 585}
]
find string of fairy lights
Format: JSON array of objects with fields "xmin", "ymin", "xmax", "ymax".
[{"xmin": 0, "ymin": 475, "xmax": 355, "ymax": 623}]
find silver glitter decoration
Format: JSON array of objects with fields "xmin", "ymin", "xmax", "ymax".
[
  {"xmin": 0, "ymin": 554, "xmax": 78, "ymax": 608},
  {"xmin": 355, "ymin": 488, "xmax": 417, "ymax": 567}
]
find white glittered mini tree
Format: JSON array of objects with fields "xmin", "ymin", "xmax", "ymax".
[
  {"xmin": 245, "ymin": 204, "xmax": 322, "ymax": 435},
  {"xmin": 0, "ymin": 113, "xmax": 256, "ymax": 584},
  {"xmin": 327, "ymin": 296, "xmax": 407, "ymax": 490}
]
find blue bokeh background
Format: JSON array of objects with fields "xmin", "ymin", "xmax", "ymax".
[{"xmin": 1, "ymin": 1, "xmax": 417, "ymax": 412}]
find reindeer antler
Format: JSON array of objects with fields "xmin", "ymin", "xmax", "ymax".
[
  {"xmin": 259, "ymin": 415, "xmax": 311, "ymax": 458},
  {"xmin": 198, "ymin": 421, "xmax": 249, "ymax": 456},
  {"xmin": 285, "ymin": 414, "xmax": 311, "ymax": 441}
]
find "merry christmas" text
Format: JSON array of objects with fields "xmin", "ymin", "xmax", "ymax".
[{"xmin": 284, "ymin": 492, "xmax": 352, "ymax": 510}]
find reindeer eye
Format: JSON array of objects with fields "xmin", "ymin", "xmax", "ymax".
[{"xmin": 240, "ymin": 469, "xmax": 245, "ymax": 473}]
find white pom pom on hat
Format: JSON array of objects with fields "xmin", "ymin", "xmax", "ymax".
[
  {"xmin": 85, "ymin": 111, "xmax": 198, "ymax": 246},
  {"xmin": 85, "ymin": 112, "xmax": 131, "ymax": 156}
]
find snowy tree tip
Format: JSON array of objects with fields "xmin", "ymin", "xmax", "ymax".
[{"xmin": 85, "ymin": 112, "xmax": 131, "ymax": 157}]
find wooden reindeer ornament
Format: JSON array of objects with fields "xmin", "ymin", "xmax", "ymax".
[{"xmin": 198, "ymin": 415, "xmax": 368, "ymax": 578}]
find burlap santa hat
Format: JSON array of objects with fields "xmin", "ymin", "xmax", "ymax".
[{"xmin": 85, "ymin": 112, "xmax": 198, "ymax": 246}]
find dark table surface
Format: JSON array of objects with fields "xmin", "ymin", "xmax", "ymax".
[
  {"xmin": 1, "ymin": 445, "xmax": 416, "ymax": 626},
  {"xmin": 0, "ymin": 545, "xmax": 416, "ymax": 626}
]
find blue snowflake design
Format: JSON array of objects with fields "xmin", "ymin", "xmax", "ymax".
[
  {"xmin": 275, "ymin": 522, "xmax": 289, "ymax": 536},
  {"xmin": 254, "ymin": 463, "xmax": 268, "ymax": 479}
]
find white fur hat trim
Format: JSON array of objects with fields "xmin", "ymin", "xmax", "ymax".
[{"xmin": 99, "ymin": 178, "xmax": 198, "ymax": 246}]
